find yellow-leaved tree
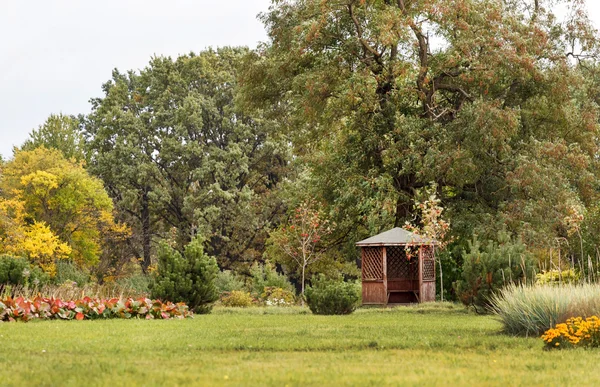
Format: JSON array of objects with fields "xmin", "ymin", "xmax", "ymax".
[{"xmin": 0, "ymin": 147, "xmax": 128, "ymax": 275}]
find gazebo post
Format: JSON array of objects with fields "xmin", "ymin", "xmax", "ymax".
[
  {"xmin": 382, "ymin": 246, "xmax": 388, "ymax": 306},
  {"xmin": 418, "ymin": 246, "xmax": 423, "ymax": 303}
]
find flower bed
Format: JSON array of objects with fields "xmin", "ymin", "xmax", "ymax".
[
  {"xmin": 542, "ymin": 316, "xmax": 600, "ymax": 349},
  {"xmin": 0, "ymin": 296, "xmax": 192, "ymax": 322}
]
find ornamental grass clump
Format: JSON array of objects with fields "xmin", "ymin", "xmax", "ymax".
[
  {"xmin": 491, "ymin": 283, "xmax": 600, "ymax": 336},
  {"xmin": 542, "ymin": 316, "xmax": 600, "ymax": 349}
]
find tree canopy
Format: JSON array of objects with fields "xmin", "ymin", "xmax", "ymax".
[
  {"xmin": 0, "ymin": 147, "xmax": 127, "ymax": 274},
  {"xmin": 240, "ymin": 0, "xmax": 600, "ymax": 253},
  {"xmin": 83, "ymin": 47, "xmax": 290, "ymax": 271},
  {"xmin": 22, "ymin": 114, "xmax": 87, "ymax": 162},
  {"xmin": 3, "ymin": 1, "xmax": 600, "ymax": 296}
]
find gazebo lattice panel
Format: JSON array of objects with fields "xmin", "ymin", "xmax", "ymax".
[
  {"xmin": 362, "ymin": 247, "xmax": 383, "ymax": 280},
  {"xmin": 387, "ymin": 246, "xmax": 417, "ymax": 279},
  {"xmin": 422, "ymin": 247, "xmax": 435, "ymax": 281}
]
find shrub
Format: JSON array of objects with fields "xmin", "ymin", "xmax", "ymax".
[
  {"xmin": 454, "ymin": 231, "xmax": 535, "ymax": 313},
  {"xmin": 262, "ymin": 286, "xmax": 295, "ymax": 306},
  {"xmin": 248, "ymin": 262, "xmax": 294, "ymax": 297},
  {"xmin": 536, "ymin": 269, "xmax": 579, "ymax": 286},
  {"xmin": 491, "ymin": 283, "xmax": 600, "ymax": 336},
  {"xmin": 0, "ymin": 296, "xmax": 192, "ymax": 322},
  {"xmin": 150, "ymin": 238, "xmax": 219, "ymax": 314},
  {"xmin": 114, "ymin": 273, "xmax": 151, "ymax": 296},
  {"xmin": 215, "ymin": 270, "xmax": 245, "ymax": 294},
  {"xmin": 542, "ymin": 316, "xmax": 600, "ymax": 349},
  {"xmin": 220, "ymin": 290, "xmax": 254, "ymax": 307},
  {"xmin": 305, "ymin": 275, "xmax": 360, "ymax": 315},
  {"xmin": 53, "ymin": 261, "xmax": 92, "ymax": 286},
  {"xmin": 0, "ymin": 255, "xmax": 49, "ymax": 287}
]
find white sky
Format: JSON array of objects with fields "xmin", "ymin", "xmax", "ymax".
[
  {"xmin": 0, "ymin": 0, "xmax": 271, "ymax": 158},
  {"xmin": 0, "ymin": 0, "xmax": 599, "ymax": 159}
]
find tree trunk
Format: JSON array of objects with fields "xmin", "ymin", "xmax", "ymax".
[
  {"xmin": 437, "ymin": 247, "xmax": 444, "ymax": 302},
  {"xmin": 141, "ymin": 187, "xmax": 152, "ymax": 274},
  {"xmin": 394, "ymin": 195, "xmax": 412, "ymax": 227},
  {"xmin": 301, "ymin": 263, "xmax": 306, "ymax": 306}
]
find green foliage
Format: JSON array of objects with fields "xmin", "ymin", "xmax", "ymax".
[
  {"xmin": 491, "ymin": 284, "xmax": 600, "ymax": 336},
  {"xmin": 52, "ymin": 261, "xmax": 91, "ymax": 286},
  {"xmin": 266, "ymin": 200, "xmax": 332, "ymax": 299},
  {"xmin": 114, "ymin": 273, "xmax": 151, "ymax": 296},
  {"xmin": 436, "ymin": 249, "xmax": 461, "ymax": 301},
  {"xmin": 220, "ymin": 290, "xmax": 254, "ymax": 308},
  {"xmin": 214, "ymin": 270, "xmax": 245, "ymax": 294},
  {"xmin": 21, "ymin": 114, "xmax": 87, "ymax": 162},
  {"xmin": 83, "ymin": 47, "xmax": 290, "ymax": 271},
  {"xmin": 454, "ymin": 231, "xmax": 535, "ymax": 312},
  {"xmin": 248, "ymin": 262, "xmax": 294, "ymax": 298},
  {"xmin": 241, "ymin": 0, "xmax": 600, "ymax": 264},
  {"xmin": 262, "ymin": 287, "xmax": 296, "ymax": 306},
  {"xmin": 0, "ymin": 255, "xmax": 49, "ymax": 287},
  {"xmin": 150, "ymin": 238, "xmax": 219, "ymax": 314},
  {"xmin": 305, "ymin": 275, "xmax": 360, "ymax": 315}
]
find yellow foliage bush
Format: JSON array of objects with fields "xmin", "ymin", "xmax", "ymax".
[
  {"xmin": 0, "ymin": 148, "xmax": 129, "ymax": 272},
  {"xmin": 0, "ymin": 196, "xmax": 70, "ymax": 275},
  {"xmin": 535, "ymin": 269, "xmax": 579, "ymax": 285},
  {"xmin": 220, "ymin": 291, "xmax": 254, "ymax": 308},
  {"xmin": 262, "ymin": 287, "xmax": 295, "ymax": 306},
  {"xmin": 542, "ymin": 316, "xmax": 600, "ymax": 349},
  {"xmin": 20, "ymin": 222, "xmax": 71, "ymax": 275}
]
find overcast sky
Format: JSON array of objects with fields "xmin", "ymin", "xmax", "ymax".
[
  {"xmin": 0, "ymin": 0, "xmax": 271, "ymax": 158},
  {"xmin": 1, "ymin": 1, "xmax": 599, "ymax": 159}
]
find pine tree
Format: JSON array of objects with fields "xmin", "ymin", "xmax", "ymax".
[{"xmin": 150, "ymin": 238, "xmax": 219, "ymax": 314}]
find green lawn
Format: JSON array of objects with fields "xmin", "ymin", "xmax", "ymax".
[{"xmin": 1, "ymin": 303, "xmax": 599, "ymax": 386}]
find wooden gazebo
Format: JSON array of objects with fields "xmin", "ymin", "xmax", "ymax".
[{"xmin": 357, "ymin": 227, "xmax": 437, "ymax": 305}]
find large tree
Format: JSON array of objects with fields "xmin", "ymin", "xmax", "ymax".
[
  {"xmin": 241, "ymin": 0, "xmax": 600, "ymax": 250},
  {"xmin": 84, "ymin": 47, "xmax": 290, "ymax": 271}
]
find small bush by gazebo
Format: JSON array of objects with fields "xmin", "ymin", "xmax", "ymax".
[{"xmin": 356, "ymin": 227, "xmax": 437, "ymax": 305}]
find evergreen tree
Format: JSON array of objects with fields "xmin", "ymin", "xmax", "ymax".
[{"xmin": 150, "ymin": 238, "xmax": 219, "ymax": 314}]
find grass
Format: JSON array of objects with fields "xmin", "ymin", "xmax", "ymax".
[
  {"xmin": 492, "ymin": 284, "xmax": 600, "ymax": 336},
  {"xmin": 0, "ymin": 282, "xmax": 148, "ymax": 300},
  {"xmin": 1, "ymin": 303, "xmax": 600, "ymax": 386}
]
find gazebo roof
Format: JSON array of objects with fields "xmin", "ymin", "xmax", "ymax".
[{"xmin": 356, "ymin": 227, "xmax": 437, "ymax": 246}]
